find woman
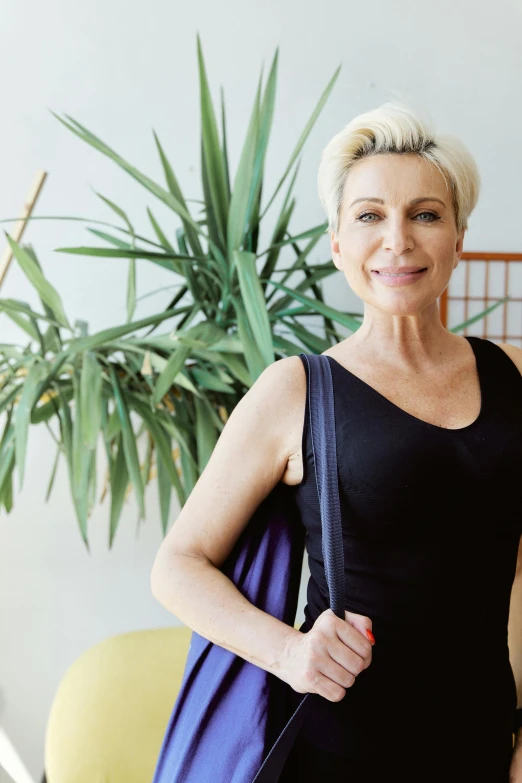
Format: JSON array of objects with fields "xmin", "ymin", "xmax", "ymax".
[{"xmin": 150, "ymin": 102, "xmax": 522, "ymax": 782}]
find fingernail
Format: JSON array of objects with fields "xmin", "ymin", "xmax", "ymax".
[{"xmin": 366, "ymin": 629, "xmax": 375, "ymax": 645}]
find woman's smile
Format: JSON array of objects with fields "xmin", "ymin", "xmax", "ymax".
[{"xmin": 371, "ymin": 268, "xmax": 428, "ymax": 286}]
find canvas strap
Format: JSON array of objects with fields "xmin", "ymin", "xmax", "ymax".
[{"xmin": 253, "ymin": 353, "xmax": 346, "ymax": 782}]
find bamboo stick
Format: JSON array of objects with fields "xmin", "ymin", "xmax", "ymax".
[{"xmin": 0, "ymin": 169, "xmax": 48, "ymax": 289}]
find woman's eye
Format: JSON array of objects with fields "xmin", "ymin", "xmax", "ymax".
[
  {"xmin": 357, "ymin": 212, "xmax": 379, "ymax": 222},
  {"xmin": 416, "ymin": 211, "xmax": 440, "ymax": 222},
  {"xmin": 356, "ymin": 211, "xmax": 440, "ymax": 223}
]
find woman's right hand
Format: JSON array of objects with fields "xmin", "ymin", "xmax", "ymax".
[{"xmin": 280, "ymin": 608, "xmax": 375, "ymax": 703}]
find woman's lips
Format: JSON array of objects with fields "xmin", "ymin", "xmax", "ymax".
[{"xmin": 371, "ymin": 269, "xmax": 427, "ymax": 286}]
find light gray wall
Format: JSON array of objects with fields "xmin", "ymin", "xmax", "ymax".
[
  {"xmin": 1, "ymin": 0, "xmax": 521, "ymax": 778},
  {"xmin": 0, "ymin": 769, "xmax": 16, "ymax": 783}
]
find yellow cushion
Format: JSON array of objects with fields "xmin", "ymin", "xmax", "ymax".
[
  {"xmin": 45, "ymin": 622, "xmax": 302, "ymax": 782},
  {"xmin": 45, "ymin": 627, "xmax": 192, "ymax": 783}
]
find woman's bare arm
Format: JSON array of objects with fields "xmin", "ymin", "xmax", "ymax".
[
  {"xmin": 508, "ymin": 537, "xmax": 522, "ymax": 713},
  {"xmin": 150, "ymin": 355, "xmax": 307, "ymax": 680}
]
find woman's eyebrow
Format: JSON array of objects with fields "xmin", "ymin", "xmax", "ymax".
[{"xmin": 349, "ymin": 197, "xmax": 446, "ymax": 208}]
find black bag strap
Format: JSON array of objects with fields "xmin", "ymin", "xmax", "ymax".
[{"xmin": 253, "ymin": 353, "xmax": 345, "ymax": 782}]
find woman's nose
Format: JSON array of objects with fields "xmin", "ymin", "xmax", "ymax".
[{"xmin": 382, "ymin": 218, "xmax": 414, "ymax": 255}]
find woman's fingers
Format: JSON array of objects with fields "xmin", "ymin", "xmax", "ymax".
[
  {"xmin": 343, "ymin": 608, "xmax": 375, "ymax": 649},
  {"xmin": 320, "ymin": 608, "xmax": 374, "ymax": 669},
  {"xmin": 280, "ymin": 608, "xmax": 375, "ymax": 701},
  {"xmin": 306, "ymin": 609, "xmax": 374, "ymax": 700}
]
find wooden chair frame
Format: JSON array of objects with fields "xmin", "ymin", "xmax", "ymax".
[{"xmin": 440, "ymin": 252, "xmax": 522, "ymax": 342}]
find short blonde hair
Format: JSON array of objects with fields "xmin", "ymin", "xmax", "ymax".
[{"xmin": 317, "ymin": 101, "xmax": 481, "ymax": 236}]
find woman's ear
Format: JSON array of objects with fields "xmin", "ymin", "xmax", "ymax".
[
  {"xmin": 453, "ymin": 228, "xmax": 465, "ymax": 270},
  {"xmin": 331, "ymin": 231, "xmax": 342, "ymax": 271}
]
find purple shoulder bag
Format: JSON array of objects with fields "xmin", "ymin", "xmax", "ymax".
[{"xmin": 151, "ymin": 353, "xmax": 346, "ymax": 782}]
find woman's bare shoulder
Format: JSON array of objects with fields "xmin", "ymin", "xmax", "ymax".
[
  {"xmin": 268, "ymin": 356, "xmax": 309, "ymax": 485},
  {"xmin": 266, "ymin": 355, "xmax": 308, "ymax": 457},
  {"xmin": 264, "ymin": 354, "xmax": 307, "ymax": 398},
  {"xmin": 218, "ymin": 355, "xmax": 307, "ymax": 471}
]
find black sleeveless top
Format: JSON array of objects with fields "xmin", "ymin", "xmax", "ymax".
[{"xmin": 288, "ymin": 336, "xmax": 522, "ymax": 762}]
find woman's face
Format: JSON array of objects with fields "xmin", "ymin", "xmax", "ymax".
[{"xmin": 331, "ymin": 153, "xmax": 465, "ymax": 317}]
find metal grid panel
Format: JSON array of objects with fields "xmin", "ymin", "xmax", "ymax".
[{"xmin": 439, "ymin": 252, "xmax": 522, "ymax": 346}]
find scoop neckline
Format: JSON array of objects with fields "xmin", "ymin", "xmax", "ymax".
[{"xmin": 324, "ymin": 335, "xmax": 484, "ymax": 433}]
